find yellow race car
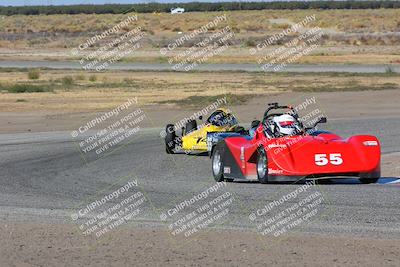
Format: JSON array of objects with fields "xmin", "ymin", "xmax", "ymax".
[{"xmin": 164, "ymin": 109, "xmax": 242, "ymax": 154}]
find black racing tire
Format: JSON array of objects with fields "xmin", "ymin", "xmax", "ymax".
[
  {"xmin": 185, "ymin": 120, "xmax": 197, "ymax": 134},
  {"xmin": 257, "ymin": 147, "xmax": 269, "ymax": 184},
  {"xmin": 359, "ymin": 178, "xmax": 379, "ymax": 184},
  {"xmin": 165, "ymin": 124, "xmax": 176, "ymax": 154},
  {"xmin": 359, "ymin": 171, "xmax": 380, "ymax": 184},
  {"xmin": 212, "ymin": 148, "xmax": 224, "ymax": 182}
]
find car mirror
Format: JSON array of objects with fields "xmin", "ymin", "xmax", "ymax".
[{"xmin": 313, "ymin": 117, "xmax": 327, "ymax": 128}]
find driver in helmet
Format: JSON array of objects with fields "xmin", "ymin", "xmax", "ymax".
[{"xmin": 270, "ymin": 114, "xmax": 301, "ymax": 137}]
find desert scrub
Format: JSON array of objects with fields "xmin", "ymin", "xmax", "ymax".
[
  {"xmin": 156, "ymin": 93, "xmax": 255, "ymax": 107},
  {"xmin": 61, "ymin": 76, "xmax": 74, "ymax": 86},
  {"xmin": 1, "ymin": 84, "xmax": 51, "ymax": 93},
  {"xmin": 89, "ymin": 75, "xmax": 97, "ymax": 82},
  {"xmin": 74, "ymin": 74, "xmax": 86, "ymax": 81},
  {"xmin": 292, "ymin": 82, "xmax": 399, "ymax": 92},
  {"xmin": 27, "ymin": 68, "xmax": 40, "ymax": 80}
]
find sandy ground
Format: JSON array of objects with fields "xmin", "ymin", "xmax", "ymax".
[
  {"xmin": 1, "ymin": 89, "xmax": 399, "ymax": 133},
  {"xmin": 1, "ymin": 223, "xmax": 399, "ymax": 267},
  {"xmin": 1, "ymin": 46, "xmax": 400, "ymax": 64}
]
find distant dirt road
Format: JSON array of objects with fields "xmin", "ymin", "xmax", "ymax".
[{"xmin": 1, "ymin": 60, "xmax": 400, "ymax": 73}]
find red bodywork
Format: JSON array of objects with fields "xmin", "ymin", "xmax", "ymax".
[{"xmin": 221, "ymin": 126, "xmax": 380, "ymax": 181}]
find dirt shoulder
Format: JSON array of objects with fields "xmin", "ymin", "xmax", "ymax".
[
  {"xmin": 0, "ymin": 222, "xmax": 398, "ymax": 267},
  {"xmin": 1, "ymin": 89, "xmax": 399, "ymax": 134},
  {"xmin": 2, "ymin": 46, "xmax": 400, "ymax": 65}
]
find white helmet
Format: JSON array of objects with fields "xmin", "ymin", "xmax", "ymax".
[{"xmin": 272, "ymin": 114, "xmax": 297, "ymax": 136}]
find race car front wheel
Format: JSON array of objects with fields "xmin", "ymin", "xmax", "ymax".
[
  {"xmin": 257, "ymin": 148, "xmax": 269, "ymax": 184},
  {"xmin": 165, "ymin": 124, "xmax": 176, "ymax": 154},
  {"xmin": 212, "ymin": 148, "xmax": 224, "ymax": 182}
]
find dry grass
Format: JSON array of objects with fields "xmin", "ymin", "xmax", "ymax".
[
  {"xmin": 1, "ymin": 9, "xmax": 400, "ymax": 65},
  {"xmin": 0, "ymin": 69, "xmax": 399, "ymax": 112},
  {"xmin": 2, "ymin": 9, "xmax": 400, "ymax": 35},
  {"xmin": 1, "ymin": 9, "xmax": 400, "ymax": 50},
  {"xmin": 1, "ymin": 46, "xmax": 400, "ymax": 65}
]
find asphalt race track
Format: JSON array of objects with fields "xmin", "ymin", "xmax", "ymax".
[
  {"xmin": 1, "ymin": 117, "xmax": 399, "ymax": 239},
  {"xmin": 1, "ymin": 60, "xmax": 400, "ymax": 73}
]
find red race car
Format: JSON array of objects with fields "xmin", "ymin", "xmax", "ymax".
[{"xmin": 211, "ymin": 103, "xmax": 381, "ymax": 184}]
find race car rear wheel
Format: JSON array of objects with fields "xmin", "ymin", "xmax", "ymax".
[
  {"xmin": 212, "ymin": 148, "xmax": 224, "ymax": 182},
  {"xmin": 165, "ymin": 124, "xmax": 176, "ymax": 154},
  {"xmin": 359, "ymin": 171, "xmax": 380, "ymax": 184},
  {"xmin": 257, "ymin": 148, "xmax": 269, "ymax": 184}
]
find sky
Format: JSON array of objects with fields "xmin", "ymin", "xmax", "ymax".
[{"xmin": 0, "ymin": 0, "xmax": 318, "ymax": 7}]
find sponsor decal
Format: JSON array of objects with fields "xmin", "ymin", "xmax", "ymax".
[
  {"xmin": 268, "ymin": 168, "xmax": 283, "ymax": 175},
  {"xmin": 268, "ymin": 144, "xmax": 287, "ymax": 149},
  {"xmin": 224, "ymin": 167, "xmax": 231, "ymax": 174}
]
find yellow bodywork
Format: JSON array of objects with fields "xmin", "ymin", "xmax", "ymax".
[{"xmin": 181, "ymin": 124, "xmax": 234, "ymax": 151}]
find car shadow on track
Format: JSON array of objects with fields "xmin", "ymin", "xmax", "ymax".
[
  {"xmin": 168, "ymin": 152, "xmax": 209, "ymax": 157},
  {"xmin": 327, "ymin": 177, "xmax": 400, "ymax": 185},
  {"xmin": 230, "ymin": 177, "xmax": 400, "ymax": 185}
]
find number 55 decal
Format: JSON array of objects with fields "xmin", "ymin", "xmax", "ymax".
[{"xmin": 315, "ymin": 153, "xmax": 343, "ymax": 166}]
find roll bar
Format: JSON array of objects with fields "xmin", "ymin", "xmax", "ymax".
[{"xmin": 263, "ymin": 103, "xmax": 296, "ymax": 120}]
